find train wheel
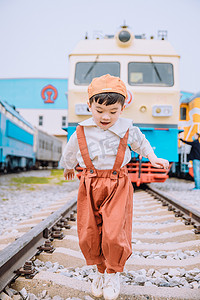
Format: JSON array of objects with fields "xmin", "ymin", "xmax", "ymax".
[
  {"xmin": 26, "ymin": 159, "xmax": 33, "ymax": 171},
  {"xmin": 3, "ymin": 166, "xmax": 7, "ymax": 174},
  {"xmin": 5, "ymin": 156, "xmax": 12, "ymax": 172},
  {"xmin": 53, "ymin": 162, "xmax": 58, "ymax": 168}
]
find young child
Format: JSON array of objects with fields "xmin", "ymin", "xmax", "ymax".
[{"xmin": 60, "ymin": 74, "xmax": 169, "ymax": 300}]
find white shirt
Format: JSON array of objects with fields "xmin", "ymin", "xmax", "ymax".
[{"xmin": 60, "ymin": 117, "xmax": 153, "ymax": 170}]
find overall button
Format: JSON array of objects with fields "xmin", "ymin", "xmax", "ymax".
[
  {"xmin": 112, "ymin": 171, "xmax": 117, "ymax": 175},
  {"xmin": 90, "ymin": 169, "xmax": 94, "ymax": 174}
]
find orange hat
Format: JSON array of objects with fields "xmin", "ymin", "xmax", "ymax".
[{"xmin": 88, "ymin": 74, "xmax": 128, "ymax": 99}]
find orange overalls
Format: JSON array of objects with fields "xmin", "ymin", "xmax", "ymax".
[{"xmin": 76, "ymin": 125, "xmax": 133, "ymax": 273}]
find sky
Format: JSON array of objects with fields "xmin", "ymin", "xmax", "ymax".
[{"xmin": 0, "ymin": 0, "xmax": 199, "ymax": 93}]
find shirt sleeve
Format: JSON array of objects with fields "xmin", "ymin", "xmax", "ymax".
[
  {"xmin": 129, "ymin": 126, "xmax": 153, "ymax": 158},
  {"xmin": 60, "ymin": 131, "xmax": 79, "ymax": 169},
  {"xmin": 180, "ymin": 139, "xmax": 193, "ymax": 146}
]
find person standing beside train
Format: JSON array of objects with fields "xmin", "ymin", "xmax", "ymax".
[
  {"xmin": 179, "ymin": 133, "xmax": 200, "ymax": 190},
  {"xmin": 60, "ymin": 74, "xmax": 169, "ymax": 300}
]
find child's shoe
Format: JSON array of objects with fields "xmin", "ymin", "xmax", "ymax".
[
  {"xmin": 91, "ymin": 268, "xmax": 104, "ymax": 297},
  {"xmin": 103, "ymin": 271, "xmax": 120, "ymax": 300}
]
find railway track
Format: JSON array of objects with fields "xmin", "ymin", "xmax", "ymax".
[{"xmin": 0, "ymin": 186, "xmax": 200, "ymax": 299}]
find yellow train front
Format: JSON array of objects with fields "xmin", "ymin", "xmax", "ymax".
[
  {"xmin": 178, "ymin": 92, "xmax": 200, "ymax": 177},
  {"xmin": 66, "ymin": 26, "xmax": 180, "ymax": 186}
]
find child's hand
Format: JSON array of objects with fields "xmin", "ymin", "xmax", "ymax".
[
  {"xmin": 150, "ymin": 157, "xmax": 169, "ymax": 169},
  {"xmin": 147, "ymin": 152, "xmax": 169, "ymax": 170},
  {"xmin": 63, "ymin": 168, "xmax": 75, "ymax": 180}
]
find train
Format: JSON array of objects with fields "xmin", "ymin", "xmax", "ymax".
[
  {"xmin": 172, "ymin": 91, "xmax": 200, "ymax": 178},
  {"xmin": 0, "ymin": 99, "xmax": 62, "ymax": 172},
  {"xmin": 65, "ymin": 25, "xmax": 180, "ymax": 186}
]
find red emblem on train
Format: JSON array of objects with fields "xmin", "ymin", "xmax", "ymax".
[{"xmin": 41, "ymin": 85, "xmax": 58, "ymax": 103}]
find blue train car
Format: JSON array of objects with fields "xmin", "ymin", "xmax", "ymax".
[{"xmin": 0, "ymin": 99, "xmax": 35, "ymax": 171}]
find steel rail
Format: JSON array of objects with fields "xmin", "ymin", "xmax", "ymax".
[
  {"xmin": 0, "ymin": 196, "xmax": 77, "ymax": 292},
  {"xmin": 146, "ymin": 185, "xmax": 200, "ymax": 225}
]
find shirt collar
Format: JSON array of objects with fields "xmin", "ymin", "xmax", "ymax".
[{"xmin": 78, "ymin": 117, "xmax": 133, "ymax": 138}]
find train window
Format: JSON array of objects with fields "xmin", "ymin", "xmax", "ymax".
[
  {"xmin": 62, "ymin": 116, "xmax": 66, "ymax": 126},
  {"xmin": 39, "ymin": 116, "xmax": 43, "ymax": 126},
  {"xmin": 128, "ymin": 62, "xmax": 174, "ymax": 86},
  {"xmin": 75, "ymin": 62, "xmax": 120, "ymax": 85},
  {"xmin": 180, "ymin": 107, "xmax": 186, "ymax": 120}
]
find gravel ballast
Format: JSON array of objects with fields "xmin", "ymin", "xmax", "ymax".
[
  {"xmin": 150, "ymin": 178, "xmax": 200, "ymax": 212},
  {"xmin": 0, "ymin": 170, "xmax": 79, "ymax": 234}
]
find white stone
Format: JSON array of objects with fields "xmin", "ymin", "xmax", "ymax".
[
  {"xmin": 33, "ymin": 259, "xmax": 44, "ymax": 267},
  {"xmin": 142, "ymin": 251, "xmax": 151, "ymax": 257},
  {"xmin": 194, "ymin": 274, "xmax": 200, "ymax": 281},
  {"xmin": 0, "ymin": 292, "xmax": 12, "ymax": 300},
  {"xmin": 188, "ymin": 268, "xmax": 200, "ymax": 276},
  {"xmin": 178, "ymin": 252, "xmax": 188, "ymax": 260},
  {"xmin": 158, "ymin": 251, "xmax": 167, "ymax": 258},
  {"xmin": 138, "ymin": 269, "xmax": 146, "ymax": 277},
  {"xmin": 5, "ymin": 287, "xmax": 17, "ymax": 297},
  {"xmin": 185, "ymin": 272, "xmax": 195, "ymax": 282},
  {"xmin": 52, "ymin": 296, "xmax": 64, "ymax": 300},
  {"xmin": 128, "ymin": 270, "xmax": 137, "ymax": 277},
  {"xmin": 179, "ymin": 278, "xmax": 188, "ymax": 286},
  {"xmin": 169, "ymin": 276, "xmax": 182, "ymax": 287},
  {"xmin": 191, "ymin": 282, "xmax": 199, "ymax": 289},
  {"xmin": 144, "ymin": 281, "xmax": 153, "ymax": 286},
  {"xmin": 84, "ymin": 296, "xmax": 94, "ymax": 300},
  {"xmin": 82, "ymin": 265, "xmax": 93, "ymax": 271},
  {"xmin": 163, "ymin": 275, "xmax": 170, "ymax": 281},
  {"xmin": 159, "ymin": 268, "xmax": 169, "ymax": 275},
  {"xmin": 134, "ymin": 275, "xmax": 146, "ymax": 284},
  {"xmin": 147, "ymin": 268, "xmax": 155, "ymax": 277},
  {"xmin": 45, "ymin": 261, "xmax": 53, "ymax": 268},
  {"xmin": 49, "ymin": 262, "xmax": 60, "ymax": 273},
  {"xmin": 38, "ymin": 290, "xmax": 47, "ymax": 299},
  {"xmin": 19, "ymin": 288, "xmax": 28, "ymax": 299},
  {"xmin": 153, "ymin": 270, "xmax": 162, "ymax": 278},
  {"xmin": 155, "ymin": 278, "xmax": 169, "ymax": 287},
  {"xmin": 12, "ymin": 296, "xmax": 22, "ymax": 300},
  {"xmin": 168, "ymin": 268, "xmax": 181, "ymax": 277},
  {"xmin": 177, "ymin": 268, "xmax": 186, "ymax": 277},
  {"xmin": 132, "ymin": 239, "xmax": 137, "ymax": 244},
  {"xmin": 29, "ymin": 293, "xmax": 38, "ymax": 300}
]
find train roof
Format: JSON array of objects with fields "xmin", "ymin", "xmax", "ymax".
[
  {"xmin": 70, "ymin": 38, "xmax": 179, "ymax": 57},
  {"xmin": 180, "ymin": 91, "xmax": 200, "ymax": 104},
  {"xmin": 34, "ymin": 126, "xmax": 63, "ymax": 142},
  {"xmin": 0, "ymin": 99, "xmax": 34, "ymax": 129}
]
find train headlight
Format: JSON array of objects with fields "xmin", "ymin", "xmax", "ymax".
[
  {"xmin": 156, "ymin": 108, "xmax": 161, "ymax": 113},
  {"xmin": 115, "ymin": 27, "xmax": 133, "ymax": 47},
  {"xmin": 119, "ymin": 30, "xmax": 131, "ymax": 43},
  {"xmin": 152, "ymin": 105, "xmax": 173, "ymax": 117}
]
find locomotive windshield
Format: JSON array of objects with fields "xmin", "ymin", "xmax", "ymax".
[
  {"xmin": 128, "ymin": 62, "xmax": 174, "ymax": 86},
  {"xmin": 75, "ymin": 62, "xmax": 120, "ymax": 85}
]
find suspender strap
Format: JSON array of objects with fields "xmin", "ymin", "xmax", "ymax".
[
  {"xmin": 112, "ymin": 129, "xmax": 129, "ymax": 171},
  {"xmin": 76, "ymin": 125, "xmax": 95, "ymax": 170}
]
